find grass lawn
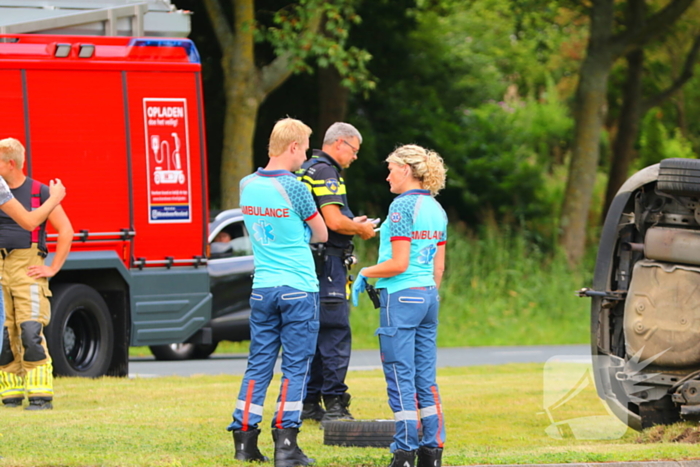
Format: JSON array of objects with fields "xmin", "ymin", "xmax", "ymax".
[{"xmin": 2, "ymin": 363, "xmax": 700, "ymax": 466}]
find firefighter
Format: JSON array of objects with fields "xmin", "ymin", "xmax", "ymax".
[
  {"xmin": 352, "ymin": 145, "xmax": 448, "ymax": 467},
  {"xmin": 0, "ymin": 138, "xmax": 73, "ymax": 411},
  {"xmin": 297, "ymin": 122, "xmax": 375, "ymax": 422},
  {"xmin": 227, "ymin": 118, "xmax": 327, "ymax": 467}
]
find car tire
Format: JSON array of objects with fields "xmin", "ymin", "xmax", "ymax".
[
  {"xmin": 193, "ymin": 343, "xmax": 218, "ymax": 359},
  {"xmin": 657, "ymin": 158, "xmax": 700, "ymax": 196},
  {"xmin": 323, "ymin": 420, "xmax": 422, "ymax": 447},
  {"xmin": 46, "ymin": 283, "xmax": 114, "ymax": 377},
  {"xmin": 149, "ymin": 343, "xmax": 196, "ymax": 360}
]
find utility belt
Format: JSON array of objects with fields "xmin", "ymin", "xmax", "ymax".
[
  {"xmin": 0, "ymin": 243, "xmax": 47, "ymax": 259},
  {"xmin": 310, "ymin": 243, "xmax": 356, "ymax": 277}
]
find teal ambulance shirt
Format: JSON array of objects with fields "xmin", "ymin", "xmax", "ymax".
[
  {"xmin": 240, "ymin": 169, "xmax": 320, "ymax": 292},
  {"xmin": 376, "ymin": 189, "xmax": 448, "ymax": 294}
]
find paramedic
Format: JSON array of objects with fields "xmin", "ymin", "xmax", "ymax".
[
  {"xmin": 352, "ymin": 144, "xmax": 448, "ymax": 467},
  {"xmin": 227, "ymin": 118, "xmax": 327, "ymax": 467}
]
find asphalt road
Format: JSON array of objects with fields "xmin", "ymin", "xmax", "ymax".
[{"xmin": 128, "ymin": 344, "xmax": 590, "ymax": 378}]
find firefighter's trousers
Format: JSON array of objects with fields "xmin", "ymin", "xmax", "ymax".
[
  {"xmin": 0, "ymin": 245, "xmax": 54, "ymax": 401},
  {"xmin": 377, "ymin": 287, "xmax": 446, "ymax": 452},
  {"xmin": 227, "ymin": 286, "xmax": 319, "ymax": 432}
]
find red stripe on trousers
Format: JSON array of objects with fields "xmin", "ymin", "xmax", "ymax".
[
  {"xmin": 431, "ymin": 385, "xmax": 444, "ymax": 448},
  {"xmin": 242, "ymin": 380, "xmax": 256, "ymax": 431},
  {"xmin": 276, "ymin": 378, "xmax": 289, "ymax": 429}
]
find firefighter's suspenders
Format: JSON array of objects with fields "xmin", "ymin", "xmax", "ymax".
[{"xmin": 30, "ymin": 179, "xmax": 42, "ymax": 243}]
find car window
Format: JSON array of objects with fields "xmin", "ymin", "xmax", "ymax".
[{"xmin": 210, "ymin": 221, "xmax": 252, "ymax": 258}]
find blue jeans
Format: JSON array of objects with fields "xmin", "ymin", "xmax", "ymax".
[
  {"xmin": 376, "ymin": 286, "xmax": 446, "ymax": 452},
  {"xmin": 228, "ymin": 286, "xmax": 319, "ymax": 431}
]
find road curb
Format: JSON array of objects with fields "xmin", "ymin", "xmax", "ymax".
[{"xmin": 465, "ymin": 461, "xmax": 700, "ymax": 467}]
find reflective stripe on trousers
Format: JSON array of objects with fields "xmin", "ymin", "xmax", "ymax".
[
  {"xmin": 376, "ymin": 287, "xmax": 446, "ymax": 451},
  {"xmin": 228, "ymin": 286, "xmax": 319, "ymax": 431}
]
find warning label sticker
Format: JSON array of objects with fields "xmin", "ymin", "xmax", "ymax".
[{"xmin": 143, "ymin": 98, "xmax": 192, "ymax": 223}]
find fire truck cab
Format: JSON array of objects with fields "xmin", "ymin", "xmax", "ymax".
[{"xmin": 0, "ymin": 1, "xmax": 212, "ymax": 377}]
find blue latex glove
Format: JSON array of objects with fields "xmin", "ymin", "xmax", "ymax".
[
  {"xmin": 351, "ymin": 269, "xmax": 369, "ymax": 307},
  {"xmin": 303, "ymin": 224, "xmax": 312, "ymax": 243}
]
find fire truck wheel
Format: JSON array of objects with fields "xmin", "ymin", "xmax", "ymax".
[
  {"xmin": 149, "ymin": 342, "xmax": 218, "ymax": 360},
  {"xmin": 46, "ymin": 283, "xmax": 114, "ymax": 377}
]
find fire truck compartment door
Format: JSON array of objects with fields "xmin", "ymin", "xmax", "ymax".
[{"xmin": 130, "ymin": 267, "xmax": 211, "ymax": 346}]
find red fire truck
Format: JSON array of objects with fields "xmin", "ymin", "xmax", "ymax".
[{"xmin": 0, "ymin": 32, "xmax": 215, "ymax": 377}]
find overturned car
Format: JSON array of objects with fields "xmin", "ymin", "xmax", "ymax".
[{"xmin": 581, "ymin": 158, "xmax": 700, "ymax": 430}]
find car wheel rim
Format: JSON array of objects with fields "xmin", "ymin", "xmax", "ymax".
[
  {"xmin": 169, "ymin": 343, "xmax": 194, "ymax": 355},
  {"xmin": 63, "ymin": 307, "xmax": 101, "ymax": 372}
]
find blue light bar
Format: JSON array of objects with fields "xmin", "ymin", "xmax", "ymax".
[{"xmin": 128, "ymin": 38, "xmax": 201, "ymax": 64}]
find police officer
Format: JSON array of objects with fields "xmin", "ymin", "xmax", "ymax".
[
  {"xmin": 227, "ymin": 118, "xmax": 327, "ymax": 467},
  {"xmin": 297, "ymin": 122, "xmax": 375, "ymax": 422},
  {"xmin": 352, "ymin": 145, "xmax": 448, "ymax": 467},
  {"xmin": 0, "ymin": 137, "xmax": 73, "ymax": 411}
]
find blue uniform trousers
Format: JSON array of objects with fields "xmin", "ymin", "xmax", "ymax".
[
  {"xmin": 305, "ymin": 299, "xmax": 351, "ymax": 399},
  {"xmin": 376, "ymin": 287, "xmax": 446, "ymax": 452},
  {"xmin": 305, "ymin": 255, "xmax": 351, "ymax": 399},
  {"xmin": 228, "ymin": 286, "xmax": 319, "ymax": 432}
]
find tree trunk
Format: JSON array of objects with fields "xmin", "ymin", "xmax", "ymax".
[
  {"xmin": 560, "ymin": 0, "xmax": 616, "ymax": 267},
  {"xmin": 602, "ymin": 49, "xmax": 644, "ymax": 222},
  {"xmin": 218, "ymin": 0, "xmax": 261, "ymax": 210},
  {"xmin": 220, "ymin": 80, "xmax": 260, "ymax": 209},
  {"xmin": 318, "ymin": 66, "xmax": 349, "ymax": 139},
  {"xmin": 675, "ymin": 91, "xmax": 688, "ymax": 137}
]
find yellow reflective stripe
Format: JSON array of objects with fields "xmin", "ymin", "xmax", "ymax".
[
  {"xmin": 319, "ymin": 202, "xmax": 344, "ymax": 208},
  {"xmin": 313, "ymin": 185, "xmax": 347, "ymax": 196},
  {"xmin": 25, "ymin": 362, "xmax": 53, "ymax": 396},
  {"xmin": 0, "ymin": 371, "xmax": 24, "ymax": 395}
]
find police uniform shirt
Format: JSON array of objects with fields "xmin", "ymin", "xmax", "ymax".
[
  {"xmin": 376, "ymin": 189, "xmax": 448, "ymax": 294},
  {"xmin": 240, "ymin": 168, "xmax": 320, "ymax": 292},
  {"xmin": 298, "ymin": 150, "xmax": 354, "ymax": 248}
]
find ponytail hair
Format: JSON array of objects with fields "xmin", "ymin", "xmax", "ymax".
[{"xmin": 386, "ymin": 144, "xmax": 447, "ymax": 195}]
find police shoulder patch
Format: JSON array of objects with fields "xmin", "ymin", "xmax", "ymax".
[{"xmin": 325, "ymin": 178, "xmax": 340, "ymax": 193}]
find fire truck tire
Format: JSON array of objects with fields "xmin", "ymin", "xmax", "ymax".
[
  {"xmin": 149, "ymin": 342, "xmax": 218, "ymax": 360},
  {"xmin": 46, "ymin": 283, "xmax": 114, "ymax": 377}
]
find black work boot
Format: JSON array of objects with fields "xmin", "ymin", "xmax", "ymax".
[
  {"xmin": 272, "ymin": 427, "xmax": 314, "ymax": 467},
  {"xmin": 417, "ymin": 446, "xmax": 443, "ymax": 467},
  {"xmin": 301, "ymin": 395, "xmax": 325, "ymax": 421},
  {"xmin": 388, "ymin": 449, "xmax": 416, "ymax": 467},
  {"xmin": 321, "ymin": 393, "xmax": 353, "ymax": 421},
  {"xmin": 2, "ymin": 397, "xmax": 23, "ymax": 408},
  {"xmin": 233, "ymin": 429, "xmax": 269, "ymax": 462},
  {"xmin": 25, "ymin": 397, "xmax": 52, "ymax": 411}
]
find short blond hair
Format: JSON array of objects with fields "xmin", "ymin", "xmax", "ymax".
[
  {"xmin": 0, "ymin": 137, "xmax": 25, "ymax": 169},
  {"xmin": 386, "ymin": 144, "xmax": 447, "ymax": 195},
  {"xmin": 268, "ymin": 118, "xmax": 312, "ymax": 157}
]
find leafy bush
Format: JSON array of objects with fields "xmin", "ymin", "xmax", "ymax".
[
  {"xmin": 443, "ymin": 81, "xmax": 573, "ymax": 227},
  {"xmin": 636, "ymin": 111, "xmax": 697, "ymax": 169}
]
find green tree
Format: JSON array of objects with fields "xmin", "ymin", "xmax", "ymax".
[
  {"xmin": 201, "ymin": 0, "xmax": 373, "ymax": 208},
  {"xmin": 560, "ymin": 0, "xmax": 695, "ymax": 266},
  {"xmin": 602, "ymin": 3, "xmax": 700, "ymax": 220}
]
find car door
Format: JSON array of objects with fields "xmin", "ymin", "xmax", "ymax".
[{"xmin": 208, "ymin": 218, "xmax": 254, "ymax": 323}]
